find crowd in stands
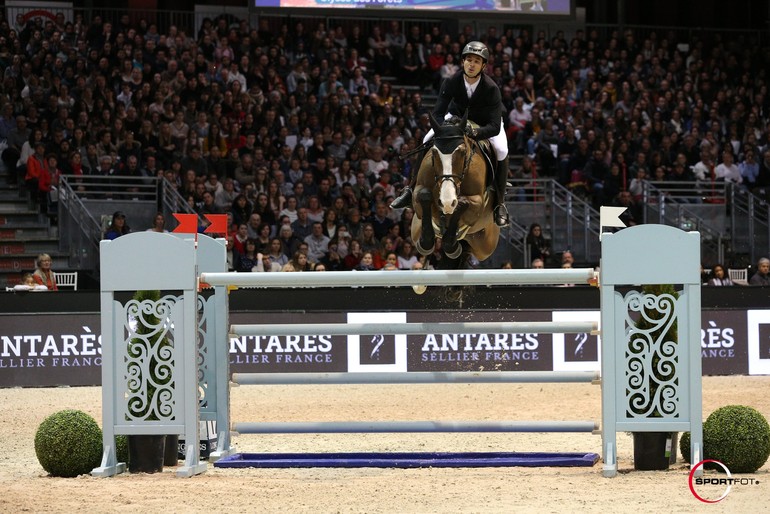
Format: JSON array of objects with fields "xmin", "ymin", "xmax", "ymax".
[{"xmin": 1, "ymin": 11, "xmax": 769, "ymax": 272}]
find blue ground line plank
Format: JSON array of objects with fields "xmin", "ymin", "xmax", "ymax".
[{"xmin": 214, "ymin": 452, "xmax": 600, "ymax": 468}]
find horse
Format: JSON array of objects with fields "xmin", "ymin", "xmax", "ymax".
[{"xmin": 410, "ymin": 113, "xmax": 500, "ymax": 270}]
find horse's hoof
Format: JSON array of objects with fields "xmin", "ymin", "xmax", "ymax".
[
  {"xmin": 445, "ymin": 287, "xmax": 463, "ymax": 303},
  {"xmin": 414, "ymin": 238, "xmax": 434, "ymax": 256},
  {"xmin": 412, "ymin": 285, "xmax": 428, "ymax": 295},
  {"xmin": 444, "ymin": 243, "xmax": 462, "ymax": 259}
]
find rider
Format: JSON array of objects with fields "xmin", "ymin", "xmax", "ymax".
[{"xmin": 391, "ymin": 41, "xmax": 510, "ymax": 226}]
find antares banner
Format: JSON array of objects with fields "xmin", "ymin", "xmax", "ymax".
[{"xmin": 0, "ymin": 309, "xmax": 761, "ymax": 387}]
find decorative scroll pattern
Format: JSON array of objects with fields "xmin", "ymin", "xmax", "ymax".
[
  {"xmin": 624, "ymin": 291, "xmax": 680, "ymax": 419},
  {"xmin": 124, "ymin": 296, "xmax": 177, "ymax": 422},
  {"xmin": 197, "ymin": 294, "xmax": 211, "ymax": 408}
]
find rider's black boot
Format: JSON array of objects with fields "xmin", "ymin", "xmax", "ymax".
[
  {"xmin": 494, "ymin": 159, "xmax": 510, "ymax": 227},
  {"xmin": 390, "ymin": 185, "xmax": 413, "ymax": 209}
]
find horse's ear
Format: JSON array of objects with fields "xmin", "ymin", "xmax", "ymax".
[
  {"xmin": 428, "ymin": 112, "xmax": 441, "ymax": 131},
  {"xmin": 461, "ymin": 109, "xmax": 469, "ymax": 128}
]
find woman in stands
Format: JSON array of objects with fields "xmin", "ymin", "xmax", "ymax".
[
  {"xmin": 104, "ymin": 211, "xmax": 131, "ymax": 240},
  {"xmin": 707, "ymin": 264, "xmax": 734, "ymax": 287},
  {"xmin": 32, "ymin": 253, "xmax": 58, "ymax": 291}
]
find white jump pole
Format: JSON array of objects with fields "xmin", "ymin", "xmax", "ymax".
[
  {"xmin": 201, "ymin": 268, "xmax": 597, "ymax": 288},
  {"xmin": 231, "ymin": 321, "xmax": 599, "ymax": 337},
  {"xmin": 232, "ymin": 420, "xmax": 600, "ymax": 434},
  {"xmin": 232, "ymin": 371, "xmax": 600, "ymax": 385}
]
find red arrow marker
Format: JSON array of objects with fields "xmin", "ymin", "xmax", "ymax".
[{"xmin": 172, "ymin": 213, "xmax": 198, "ymax": 233}]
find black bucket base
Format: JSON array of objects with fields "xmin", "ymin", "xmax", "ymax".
[
  {"xmin": 128, "ymin": 435, "xmax": 166, "ymax": 473},
  {"xmin": 164, "ymin": 435, "xmax": 179, "ymax": 466},
  {"xmin": 633, "ymin": 432, "xmax": 677, "ymax": 471}
]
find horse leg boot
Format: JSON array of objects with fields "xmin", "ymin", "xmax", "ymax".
[
  {"xmin": 442, "ymin": 199, "xmax": 470, "ymax": 259},
  {"xmin": 494, "ymin": 159, "xmax": 511, "ymax": 227}
]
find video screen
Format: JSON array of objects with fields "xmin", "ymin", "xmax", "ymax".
[{"xmin": 253, "ymin": 0, "xmax": 572, "ymax": 15}]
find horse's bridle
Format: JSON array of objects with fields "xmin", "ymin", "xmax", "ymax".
[{"xmin": 432, "ymin": 135, "xmax": 477, "ymax": 190}]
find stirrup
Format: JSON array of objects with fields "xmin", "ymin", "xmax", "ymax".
[
  {"xmin": 390, "ymin": 187, "xmax": 413, "ymax": 209},
  {"xmin": 494, "ymin": 204, "xmax": 510, "ymax": 227}
]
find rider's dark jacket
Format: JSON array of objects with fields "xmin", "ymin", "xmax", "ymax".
[{"xmin": 432, "ymin": 71, "xmax": 503, "ymax": 141}]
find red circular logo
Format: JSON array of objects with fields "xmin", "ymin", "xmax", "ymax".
[{"xmin": 688, "ymin": 459, "xmax": 732, "ymax": 503}]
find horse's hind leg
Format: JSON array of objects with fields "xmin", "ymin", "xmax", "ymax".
[
  {"xmin": 414, "ymin": 188, "xmax": 436, "ymax": 255},
  {"xmin": 441, "ymin": 199, "xmax": 470, "ymax": 259}
]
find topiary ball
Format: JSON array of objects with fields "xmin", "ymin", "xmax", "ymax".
[
  {"xmin": 116, "ymin": 434, "xmax": 129, "ymax": 464},
  {"xmin": 35, "ymin": 410, "xmax": 103, "ymax": 477},
  {"xmin": 704, "ymin": 405, "xmax": 770, "ymax": 473},
  {"xmin": 680, "ymin": 431, "xmax": 691, "ymax": 463}
]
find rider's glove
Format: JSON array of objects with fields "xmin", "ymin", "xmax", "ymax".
[{"xmin": 465, "ymin": 125, "xmax": 478, "ymax": 139}]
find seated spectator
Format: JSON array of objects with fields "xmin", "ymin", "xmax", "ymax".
[
  {"xmin": 104, "ymin": 211, "xmax": 130, "ymax": 240},
  {"xmin": 526, "ymin": 223, "xmax": 551, "ymax": 263},
  {"xmin": 707, "ymin": 264, "xmax": 734, "ymax": 286},
  {"xmin": 356, "ymin": 251, "xmax": 376, "ymax": 271},
  {"xmin": 32, "ymin": 254, "xmax": 57, "ymax": 291},
  {"xmin": 235, "ymin": 239, "xmax": 260, "ymax": 272},
  {"xmin": 304, "ymin": 222, "xmax": 331, "ymax": 263},
  {"xmin": 397, "ymin": 240, "xmax": 418, "ymax": 270},
  {"xmin": 714, "ymin": 150, "xmax": 742, "ymax": 185},
  {"xmin": 14, "ymin": 272, "xmax": 48, "ymax": 291},
  {"xmin": 253, "ymin": 252, "xmax": 282, "ymax": 272},
  {"xmin": 750, "ymin": 257, "xmax": 770, "ymax": 286}
]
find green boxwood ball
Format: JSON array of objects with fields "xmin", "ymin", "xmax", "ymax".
[
  {"xmin": 116, "ymin": 434, "xmax": 129, "ymax": 464},
  {"xmin": 680, "ymin": 431, "xmax": 691, "ymax": 463},
  {"xmin": 35, "ymin": 410, "xmax": 103, "ymax": 477},
  {"xmin": 704, "ymin": 405, "xmax": 770, "ymax": 473}
]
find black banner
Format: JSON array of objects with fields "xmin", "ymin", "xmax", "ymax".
[
  {"xmin": 0, "ymin": 309, "xmax": 755, "ymax": 387},
  {"xmin": 406, "ymin": 311, "xmax": 553, "ymax": 372}
]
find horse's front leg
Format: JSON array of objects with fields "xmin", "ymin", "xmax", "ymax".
[
  {"xmin": 414, "ymin": 187, "xmax": 436, "ymax": 255},
  {"xmin": 442, "ymin": 198, "xmax": 470, "ymax": 259}
]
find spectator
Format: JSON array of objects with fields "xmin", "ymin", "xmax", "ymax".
[
  {"xmin": 370, "ymin": 202, "xmax": 395, "ymax": 240},
  {"xmin": 14, "ymin": 272, "xmax": 48, "ymax": 291},
  {"xmin": 707, "ymin": 264, "xmax": 734, "ymax": 286},
  {"xmin": 525, "ymin": 223, "xmax": 551, "ymax": 263},
  {"xmin": 253, "ymin": 252, "xmax": 282, "ymax": 272},
  {"xmin": 714, "ymin": 150, "xmax": 742, "ymax": 185},
  {"xmin": 304, "ymin": 221, "xmax": 331, "ymax": 263},
  {"xmin": 235, "ymin": 239, "xmax": 260, "ymax": 272},
  {"xmin": 397, "ymin": 240, "xmax": 418, "ymax": 269},
  {"xmin": 104, "ymin": 211, "xmax": 130, "ymax": 240},
  {"xmin": 147, "ymin": 213, "xmax": 168, "ymax": 233},
  {"xmin": 32, "ymin": 253, "xmax": 57, "ymax": 291},
  {"xmin": 749, "ymin": 258, "xmax": 770, "ymax": 286},
  {"xmin": 356, "ymin": 251, "xmax": 376, "ymax": 271}
]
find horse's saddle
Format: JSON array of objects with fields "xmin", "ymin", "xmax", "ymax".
[{"xmin": 466, "ymin": 121, "xmax": 496, "ymax": 189}]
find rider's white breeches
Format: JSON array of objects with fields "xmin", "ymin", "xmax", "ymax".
[{"xmin": 423, "ymin": 119, "xmax": 508, "ymax": 161}]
